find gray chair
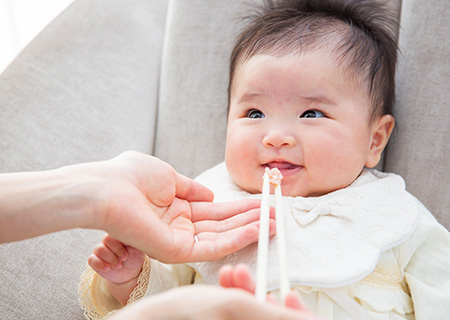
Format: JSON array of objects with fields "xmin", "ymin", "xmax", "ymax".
[{"xmin": 0, "ymin": 0, "xmax": 448, "ymax": 318}]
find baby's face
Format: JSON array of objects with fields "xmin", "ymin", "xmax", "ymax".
[{"xmin": 225, "ymin": 52, "xmax": 377, "ymax": 197}]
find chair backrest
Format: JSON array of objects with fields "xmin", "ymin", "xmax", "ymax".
[
  {"xmin": 0, "ymin": 0, "xmax": 167, "ymax": 172},
  {"xmin": 384, "ymin": 0, "xmax": 450, "ymax": 228}
]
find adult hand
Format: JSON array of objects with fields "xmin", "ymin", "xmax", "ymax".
[
  {"xmin": 90, "ymin": 152, "xmax": 274, "ymax": 263},
  {"xmin": 109, "ymin": 285, "xmax": 320, "ymax": 320},
  {"xmin": 220, "ymin": 264, "xmax": 308, "ymax": 310},
  {"xmin": 0, "ymin": 151, "xmax": 274, "ymax": 263}
]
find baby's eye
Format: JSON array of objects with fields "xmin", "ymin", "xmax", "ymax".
[
  {"xmin": 247, "ymin": 109, "xmax": 265, "ymax": 119},
  {"xmin": 300, "ymin": 110, "xmax": 325, "ymax": 119}
]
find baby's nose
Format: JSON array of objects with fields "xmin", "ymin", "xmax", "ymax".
[{"xmin": 262, "ymin": 130, "xmax": 296, "ymax": 148}]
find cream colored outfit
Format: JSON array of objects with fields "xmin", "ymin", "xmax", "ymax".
[{"xmin": 79, "ymin": 162, "xmax": 450, "ymax": 319}]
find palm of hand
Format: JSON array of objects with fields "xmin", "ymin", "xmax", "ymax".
[
  {"xmin": 152, "ymin": 197, "xmax": 264, "ymax": 263},
  {"xmin": 156, "ymin": 199, "xmax": 197, "ymax": 260}
]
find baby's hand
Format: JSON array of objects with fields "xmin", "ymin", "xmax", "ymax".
[{"xmin": 88, "ymin": 234, "xmax": 145, "ymax": 285}]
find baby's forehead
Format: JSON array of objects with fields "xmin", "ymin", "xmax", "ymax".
[{"xmin": 233, "ymin": 48, "xmax": 368, "ymax": 96}]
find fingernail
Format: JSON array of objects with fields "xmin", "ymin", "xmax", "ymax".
[
  {"xmin": 112, "ymin": 261, "xmax": 123, "ymax": 270},
  {"xmin": 120, "ymin": 253, "xmax": 128, "ymax": 262}
]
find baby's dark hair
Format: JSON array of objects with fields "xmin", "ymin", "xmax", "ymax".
[{"xmin": 228, "ymin": 0, "xmax": 399, "ymax": 122}]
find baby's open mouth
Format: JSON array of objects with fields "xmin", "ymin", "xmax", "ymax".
[{"xmin": 264, "ymin": 161, "xmax": 303, "ymax": 176}]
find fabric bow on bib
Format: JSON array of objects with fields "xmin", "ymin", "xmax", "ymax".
[{"xmin": 291, "ymin": 197, "xmax": 353, "ymax": 226}]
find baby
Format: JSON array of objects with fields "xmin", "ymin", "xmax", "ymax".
[{"xmin": 79, "ymin": 0, "xmax": 450, "ymax": 319}]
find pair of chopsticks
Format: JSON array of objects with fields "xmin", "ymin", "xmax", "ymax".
[{"xmin": 255, "ymin": 168, "xmax": 290, "ymax": 303}]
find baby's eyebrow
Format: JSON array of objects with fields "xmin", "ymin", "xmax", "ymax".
[
  {"xmin": 237, "ymin": 92, "xmax": 266, "ymax": 104},
  {"xmin": 236, "ymin": 91, "xmax": 335, "ymax": 106},
  {"xmin": 296, "ymin": 94, "xmax": 335, "ymax": 106}
]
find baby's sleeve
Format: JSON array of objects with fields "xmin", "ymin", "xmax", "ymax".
[
  {"xmin": 78, "ymin": 264, "xmax": 125, "ymax": 320},
  {"xmin": 78, "ymin": 256, "xmax": 152, "ymax": 319},
  {"xmin": 78, "ymin": 256, "xmax": 195, "ymax": 319},
  {"xmin": 402, "ymin": 206, "xmax": 450, "ymax": 319},
  {"xmin": 145, "ymin": 258, "xmax": 196, "ymax": 296}
]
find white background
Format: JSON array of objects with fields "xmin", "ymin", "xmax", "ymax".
[{"xmin": 0, "ymin": 0, "xmax": 75, "ymax": 74}]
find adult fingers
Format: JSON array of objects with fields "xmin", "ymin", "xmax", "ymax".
[
  {"xmin": 188, "ymin": 218, "xmax": 275, "ymax": 262},
  {"xmin": 228, "ymin": 288, "xmax": 321, "ymax": 320},
  {"xmin": 195, "ymin": 219, "xmax": 276, "ymax": 241},
  {"xmin": 110, "ymin": 285, "xmax": 320, "ymax": 320},
  {"xmin": 193, "ymin": 208, "xmax": 260, "ymax": 234},
  {"xmin": 219, "ymin": 265, "xmax": 234, "ymax": 288},
  {"xmin": 285, "ymin": 289, "xmax": 307, "ymax": 310},
  {"xmin": 190, "ymin": 199, "xmax": 263, "ymax": 222},
  {"xmin": 219, "ymin": 264, "xmax": 255, "ymax": 293},
  {"xmin": 188, "ymin": 224, "xmax": 260, "ymax": 261},
  {"xmin": 232, "ymin": 264, "xmax": 256, "ymax": 293},
  {"xmin": 115, "ymin": 152, "xmax": 213, "ymax": 206},
  {"xmin": 174, "ymin": 172, "xmax": 214, "ymax": 202}
]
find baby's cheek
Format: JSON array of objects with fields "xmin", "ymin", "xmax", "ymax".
[
  {"xmin": 305, "ymin": 142, "xmax": 349, "ymax": 187},
  {"xmin": 227, "ymin": 160, "xmax": 260, "ymax": 194}
]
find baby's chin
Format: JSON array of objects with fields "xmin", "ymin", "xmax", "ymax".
[
  {"xmin": 267, "ymin": 182, "xmax": 328, "ymax": 198},
  {"xmin": 233, "ymin": 176, "xmax": 332, "ymax": 197},
  {"xmin": 276, "ymin": 186, "xmax": 312, "ymax": 198},
  {"xmin": 235, "ymin": 177, "xmax": 351, "ymax": 198},
  {"xmin": 235, "ymin": 181, "xmax": 305, "ymax": 197}
]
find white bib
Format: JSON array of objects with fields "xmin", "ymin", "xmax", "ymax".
[{"xmin": 189, "ymin": 162, "xmax": 419, "ymax": 290}]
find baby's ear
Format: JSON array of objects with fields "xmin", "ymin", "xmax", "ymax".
[{"xmin": 365, "ymin": 115, "xmax": 395, "ymax": 168}]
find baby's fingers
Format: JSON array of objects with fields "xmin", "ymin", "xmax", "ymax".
[
  {"xmin": 91, "ymin": 242, "xmax": 123, "ymax": 271},
  {"xmin": 102, "ymin": 235, "xmax": 128, "ymax": 262},
  {"xmin": 88, "ymin": 253, "xmax": 112, "ymax": 273}
]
